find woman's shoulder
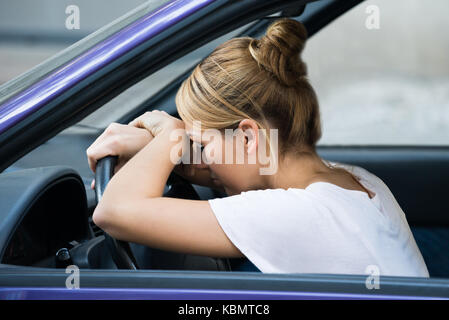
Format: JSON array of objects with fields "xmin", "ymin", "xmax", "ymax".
[
  {"xmin": 323, "ymin": 160, "xmax": 391, "ymax": 197},
  {"xmin": 323, "ymin": 160, "xmax": 407, "ymax": 220},
  {"xmin": 325, "ymin": 160, "xmax": 383, "ymax": 185}
]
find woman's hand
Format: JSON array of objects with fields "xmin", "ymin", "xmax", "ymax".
[
  {"xmin": 86, "ymin": 122, "xmax": 154, "ymax": 189},
  {"xmin": 128, "ymin": 110, "xmax": 185, "ymax": 137},
  {"xmin": 128, "ymin": 111, "xmax": 225, "ymax": 191}
]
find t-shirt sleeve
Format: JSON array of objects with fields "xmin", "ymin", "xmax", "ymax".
[{"xmin": 208, "ymin": 188, "xmax": 320, "ymax": 273}]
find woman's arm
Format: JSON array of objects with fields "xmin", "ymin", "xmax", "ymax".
[
  {"xmin": 92, "ymin": 111, "xmax": 242, "ymax": 258},
  {"xmin": 87, "ymin": 122, "xmax": 224, "ymax": 192}
]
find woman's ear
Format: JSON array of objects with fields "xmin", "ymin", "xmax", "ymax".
[{"xmin": 238, "ymin": 119, "xmax": 259, "ymax": 155}]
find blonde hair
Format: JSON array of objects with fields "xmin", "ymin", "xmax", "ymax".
[{"xmin": 175, "ymin": 18, "xmax": 321, "ymax": 155}]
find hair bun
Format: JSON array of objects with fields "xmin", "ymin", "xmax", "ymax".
[{"xmin": 249, "ymin": 18, "xmax": 308, "ymax": 87}]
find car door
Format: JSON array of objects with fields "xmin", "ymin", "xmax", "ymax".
[{"xmin": 1, "ymin": 0, "xmax": 449, "ymax": 299}]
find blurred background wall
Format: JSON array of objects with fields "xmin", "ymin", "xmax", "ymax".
[
  {"xmin": 0, "ymin": 0, "xmax": 148, "ymax": 42},
  {"xmin": 0, "ymin": 0, "xmax": 152, "ymax": 84},
  {"xmin": 303, "ymin": 0, "xmax": 449, "ymax": 145}
]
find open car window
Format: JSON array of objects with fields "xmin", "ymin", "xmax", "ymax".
[{"xmin": 302, "ymin": 0, "xmax": 449, "ymax": 146}]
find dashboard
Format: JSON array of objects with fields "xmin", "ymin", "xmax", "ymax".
[{"xmin": 0, "ymin": 166, "xmax": 91, "ymax": 267}]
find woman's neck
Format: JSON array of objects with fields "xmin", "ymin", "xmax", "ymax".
[{"xmin": 266, "ymin": 150, "xmax": 332, "ymax": 190}]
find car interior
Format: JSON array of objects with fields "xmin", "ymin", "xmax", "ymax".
[{"xmin": 0, "ymin": 0, "xmax": 448, "ymax": 281}]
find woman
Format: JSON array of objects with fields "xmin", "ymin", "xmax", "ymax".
[{"xmin": 87, "ymin": 18, "xmax": 429, "ymax": 277}]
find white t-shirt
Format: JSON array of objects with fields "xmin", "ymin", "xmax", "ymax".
[{"xmin": 208, "ymin": 162, "xmax": 429, "ymax": 277}]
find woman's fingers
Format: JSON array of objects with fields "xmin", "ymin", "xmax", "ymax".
[
  {"xmin": 86, "ymin": 123, "xmax": 120, "ymax": 172},
  {"xmin": 128, "ymin": 111, "xmax": 161, "ymax": 136},
  {"xmin": 86, "ymin": 137, "xmax": 118, "ymax": 173},
  {"xmin": 86, "ymin": 123, "xmax": 153, "ymax": 174},
  {"xmin": 128, "ymin": 110, "xmax": 184, "ymax": 137},
  {"xmin": 91, "ymin": 179, "xmax": 95, "ymax": 190}
]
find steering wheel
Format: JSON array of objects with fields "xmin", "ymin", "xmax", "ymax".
[
  {"xmin": 94, "ymin": 156, "xmax": 202, "ymax": 270},
  {"xmin": 95, "ymin": 156, "xmax": 139, "ymax": 269}
]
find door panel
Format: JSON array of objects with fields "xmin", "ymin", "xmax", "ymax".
[{"xmin": 0, "ymin": 267, "xmax": 448, "ymax": 299}]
